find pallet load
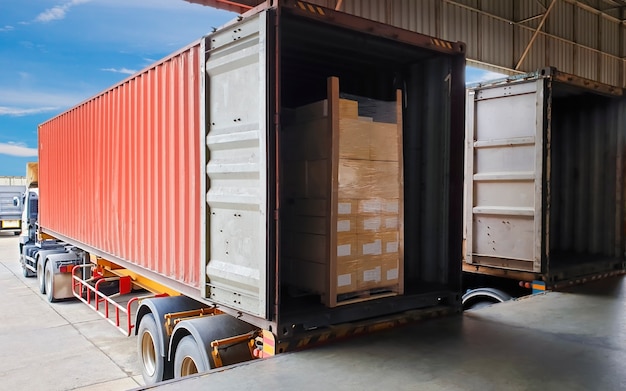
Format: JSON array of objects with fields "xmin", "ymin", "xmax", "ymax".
[{"xmin": 283, "ymin": 77, "xmax": 404, "ymax": 307}]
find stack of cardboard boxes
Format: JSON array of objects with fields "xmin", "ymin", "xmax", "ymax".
[
  {"xmin": 283, "ymin": 77, "xmax": 403, "ymax": 307},
  {"xmin": 334, "ymin": 99, "xmax": 402, "ymax": 297}
]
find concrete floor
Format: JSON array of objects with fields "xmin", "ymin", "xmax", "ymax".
[
  {"xmin": 3, "ymin": 229, "xmax": 626, "ymax": 391},
  {"xmin": 0, "ymin": 233, "xmax": 143, "ymax": 390},
  {"xmin": 142, "ymin": 275, "xmax": 626, "ymax": 390}
]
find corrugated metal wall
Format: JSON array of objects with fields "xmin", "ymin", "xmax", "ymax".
[
  {"xmin": 303, "ymin": 0, "xmax": 625, "ymax": 87},
  {"xmin": 39, "ymin": 43, "xmax": 202, "ymax": 291}
]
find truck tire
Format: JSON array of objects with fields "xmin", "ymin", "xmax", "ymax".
[
  {"xmin": 174, "ymin": 335, "xmax": 207, "ymax": 378},
  {"xmin": 137, "ymin": 314, "xmax": 166, "ymax": 384},
  {"xmin": 44, "ymin": 260, "xmax": 57, "ymax": 303},
  {"xmin": 22, "ymin": 264, "xmax": 35, "ymax": 278}
]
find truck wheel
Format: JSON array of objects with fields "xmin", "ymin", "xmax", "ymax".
[
  {"xmin": 37, "ymin": 261, "xmax": 46, "ymax": 294},
  {"xmin": 174, "ymin": 336, "xmax": 207, "ymax": 378},
  {"xmin": 138, "ymin": 314, "xmax": 166, "ymax": 384},
  {"xmin": 22, "ymin": 264, "xmax": 34, "ymax": 278},
  {"xmin": 44, "ymin": 261, "xmax": 57, "ymax": 303}
]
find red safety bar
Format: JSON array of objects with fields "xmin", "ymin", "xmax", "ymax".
[{"xmin": 71, "ymin": 265, "xmax": 168, "ymax": 336}]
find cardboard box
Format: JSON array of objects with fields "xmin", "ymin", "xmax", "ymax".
[
  {"xmin": 337, "ymin": 215, "xmax": 356, "ymax": 234},
  {"xmin": 358, "ymin": 199, "xmax": 382, "ymax": 214},
  {"xmin": 336, "ymin": 233, "xmax": 358, "ymax": 261},
  {"xmin": 337, "ymin": 159, "xmax": 371, "ymax": 199},
  {"xmin": 369, "ymin": 161, "xmax": 400, "ymax": 199},
  {"xmin": 338, "ymin": 118, "xmax": 370, "ymax": 160},
  {"xmin": 381, "ymin": 199, "xmax": 400, "ymax": 214},
  {"xmin": 369, "ymin": 122, "xmax": 399, "ymax": 161},
  {"xmin": 381, "ymin": 256, "xmax": 400, "ymax": 285},
  {"xmin": 358, "ymin": 231, "xmax": 400, "ymax": 256},
  {"xmin": 356, "ymin": 255, "xmax": 400, "ymax": 290},
  {"xmin": 355, "ymin": 214, "xmax": 399, "ymax": 233},
  {"xmin": 337, "ymin": 199, "xmax": 358, "ymax": 215},
  {"xmin": 336, "ymin": 260, "xmax": 359, "ymax": 294}
]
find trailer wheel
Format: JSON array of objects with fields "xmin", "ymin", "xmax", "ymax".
[
  {"xmin": 138, "ymin": 314, "xmax": 166, "ymax": 384},
  {"xmin": 174, "ymin": 336, "xmax": 207, "ymax": 378},
  {"xmin": 44, "ymin": 260, "xmax": 57, "ymax": 303},
  {"xmin": 37, "ymin": 260, "xmax": 46, "ymax": 294},
  {"xmin": 462, "ymin": 288, "xmax": 512, "ymax": 310}
]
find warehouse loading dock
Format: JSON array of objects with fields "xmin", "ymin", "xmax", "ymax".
[{"xmin": 141, "ymin": 274, "xmax": 626, "ymax": 391}]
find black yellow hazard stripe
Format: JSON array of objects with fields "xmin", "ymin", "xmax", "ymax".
[
  {"xmin": 297, "ymin": 1, "xmax": 326, "ymax": 15},
  {"xmin": 431, "ymin": 38, "xmax": 453, "ymax": 50},
  {"xmin": 274, "ymin": 306, "xmax": 454, "ymax": 354}
]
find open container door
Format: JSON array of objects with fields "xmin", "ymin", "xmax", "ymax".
[
  {"xmin": 202, "ymin": 11, "xmax": 269, "ymax": 319},
  {"xmin": 465, "ymin": 78, "xmax": 546, "ymax": 273}
]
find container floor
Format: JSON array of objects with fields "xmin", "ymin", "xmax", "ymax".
[{"xmin": 143, "ymin": 275, "xmax": 626, "ymax": 391}]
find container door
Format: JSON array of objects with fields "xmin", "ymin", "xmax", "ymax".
[
  {"xmin": 465, "ymin": 80, "xmax": 545, "ymax": 273},
  {"xmin": 202, "ymin": 12, "xmax": 268, "ymax": 318}
]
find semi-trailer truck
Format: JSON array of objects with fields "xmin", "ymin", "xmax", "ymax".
[
  {"xmin": 0, "ymin": 176, "xmax": 26, "ymax": 235},
  {"xmin": 20, "ymin": 0, "xmax": 466, "ymax": 385},
  {"xmin": 462, "ymin": 67, "xmax": 626, "ymax": 308}
]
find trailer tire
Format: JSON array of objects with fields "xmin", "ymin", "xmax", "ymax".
[
  {"xmin": 44, "ymin": 260, "xmax": 57, "ymax": 303},
  {"xmin": 37, "ymin": 260, "xmax": 46, "ymax": 294},
  {"xmin": 462, "ymin": 287, "xmax": 512, "ymax": 310},
  {"xmin": 138, "ymin": 314, "xmax": 166, "ymax": 384},
  {"xmin": 174, "ymin": 335, "xmax": 207, "ymax": 378}
]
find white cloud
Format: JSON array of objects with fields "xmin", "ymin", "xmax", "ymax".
[
  {"xmin": 35, "ymin": 0, "xmax": 91, "ymax": 23},
  {"xmin": 0, "ymin": 106, "xmax": 59, "ymax": 117},
  {"xmin": 0, "ymin": 25, "xmax": 14, "ymax": 32},
  {"xmin": 0, "ymin": 89, "xmax": 87, "ymax": 109},
  {"xmin": 466, "ymin": 69, "xmax": 508, "ymax": 84},
  {"xmin": 0, "ymin": 142, "xmax": 38, "ymax": 157},
  {"xmin": 100, "ymin": 67, "xmax": 136, "ymax": 75}
]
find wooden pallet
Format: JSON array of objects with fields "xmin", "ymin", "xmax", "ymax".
[{"xmin": 334, "ymin": 285, "xmax": 400, "ymax": 306}]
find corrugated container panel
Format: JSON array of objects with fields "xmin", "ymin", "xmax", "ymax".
[
  {"xmin": 576, "ymin": 46, "xmax": 599, "ymax": 80},
  {"xmin": 600, "ymin": 55, "xmax": 621, "ymax": 86},
  {"xmin": 575, "ymin": 8, "xmax": 599, "ymax": 49},
  {"xmin": 390, "ymin": 0, "xmax": 438, "ymax": 37},
  {"xmin": 549, "ymin": 86, "xmax": 623, "ymax": 259},
  {"xmin": 547, "ymin": 39, "xmax": 575, "ymax": 75},
  {"xmin": 443, "ymin": 1, "xmax": 479, "ymax": 60},
  {"xmin": 601, "ymin": 21, "xmax": 620, "ymax": 56},
  {"xmin": 39, "ymin": 42, "xmax": 202, "ymax": 291},
  {"xmin": 545, "ymin": 0, "xmax": 574, "ymax": 41},
  {"xmin": 478, "ymin": 15, "xmax": 514, "ymax": 69}
]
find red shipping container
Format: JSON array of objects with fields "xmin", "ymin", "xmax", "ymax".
[{"xmin": 39, "ymin": 42, "xmax": 202, "ymax": 293}]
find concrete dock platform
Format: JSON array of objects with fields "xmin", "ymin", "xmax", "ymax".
[
  {"xmin": 141, "ymin": 276, "xmax": 626, "ymax": 391},
  {"xmin": 0, "ymin": 234, "xmax": 143, "ymax": 390},
  {"xmin": 3, "ymin": 230, "xmax": 626, "ymax": 390}
]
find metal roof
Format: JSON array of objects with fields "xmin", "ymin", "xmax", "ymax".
[{"xmin": 188, "ymin": 0, "xmax": 626, "ymax": 87}]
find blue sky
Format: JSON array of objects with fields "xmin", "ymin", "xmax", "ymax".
[
  {"xmin": 0, "ymin": 0, "xmax": 235, "ymax": 176},
  {"xmin": 0, "ymin": 1, "xmax": 505, "ymax": 177}
]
